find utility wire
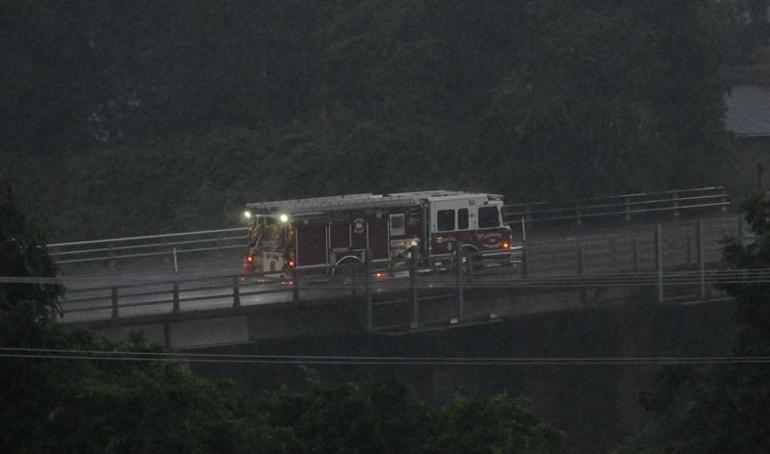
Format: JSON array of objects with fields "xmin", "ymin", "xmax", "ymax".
[
  {"xmin": 7, "ymin": 269, "xmax": 770, "ymax": 286},
  {"xmin": 1, "ymin": 347, "xmax": 770, "ymax": 366}
]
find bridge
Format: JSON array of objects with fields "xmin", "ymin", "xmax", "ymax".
[{"xmin": 44, "ymin": 187, "xmax": 749, "ymax": 349}]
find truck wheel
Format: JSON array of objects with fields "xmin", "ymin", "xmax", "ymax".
[{"xmin": 335, "ymin": 261, "xmax": 362, "ymax": 285}]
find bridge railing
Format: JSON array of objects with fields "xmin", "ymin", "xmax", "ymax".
[
  {"xmin": 47, "ymin": 227, "xmax": 248, "ymax": 277},
  {"xmin": 60, "ymin": 273, "xmax": 294, "ymax": 322},
  {"xmin": 503, "ymin": 186, "xmax": 730, "ymax": 227},
  {"xmin": 58, "ymin": 215, "xmax": 750, "ymax": 332},
  {"xmin": 48, "ymin": 187, "xmax": 730, "ymax": 271}
]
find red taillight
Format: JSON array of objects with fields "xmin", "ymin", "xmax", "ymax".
[
  {"xmin": 247, "ymin": 256, "xmax": 253, "ymax": 263},
  {"xmin": 502, "ymin": 242, "xmax": 510, "ymax": 249},
  {"xmin": 287, "ymin": 260, "xmax": 295, "ymax": 268}
]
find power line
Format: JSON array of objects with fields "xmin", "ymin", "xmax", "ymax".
[
  {"xmin": 7, "ymin": 269, "xmax": 770, "ymax": 287},
  {"xmin": 1, "ymin": 347, "xmax": 770, "ymax": 366}
]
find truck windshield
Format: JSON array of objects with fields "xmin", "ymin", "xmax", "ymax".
[{"xmin": 478, "ymin": 206, "xmax": 500, "ymax": 228}]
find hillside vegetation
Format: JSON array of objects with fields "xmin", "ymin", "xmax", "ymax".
[
  {"xmin": 1, "ymin": 0, "xmax": 745, "ymax": 239},
  {"xmin": 0, "ymin": 183, "xmax": 566, "ymax": 454}
]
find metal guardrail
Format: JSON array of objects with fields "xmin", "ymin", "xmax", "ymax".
[
  {"xmin": 48, "ymin": 227, "xmax": 247, "ymax": 266},
  {"xmin": 49, "ymin": 187, "xmax": 730, "ymax": 267},
  {"xmin": 58, "ymin": 215, "xmax": 748, "ymax": 331},
  {"xmin": 503, "ymin": 186, "xmax": 730, "ymax": 225},
  {"xmin": 59, "ymin": 246, "xmax": 444, "ymax": 323}
]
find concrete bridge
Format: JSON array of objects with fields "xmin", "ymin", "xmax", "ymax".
[
  {"xmin": 40, "ymin": 187, "xmax": 751, "ymax": 454},
  {"xmin": 55, "ymin": 209, "xmax": 744, "ymax": 350}
]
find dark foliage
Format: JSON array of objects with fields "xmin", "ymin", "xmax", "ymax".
[
  {"xmin": 1, "ymin": 185, "xmax": 564, "ymax": 453},
  {"xmin": 0, "ymin": 0, "xmax": 744, "ymax": 239},
  {"xmin": 0, "ymin": 184, "xmax": 264, "ymax": 453},
  {"xmin": 614, "ymin": 191, "xmax": 770, "ymax": 453}
]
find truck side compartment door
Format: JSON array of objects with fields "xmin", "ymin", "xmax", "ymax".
[
  {"xmin": 295, "ymin": 223, "xmax": 327, "ymax": 266},
  {"xmin": 350, "ymin": 217, "xmax": 368, "ymax": 250},
  {"xmin": 368, "ymin": 215, "xmax": 389, "ymax": 260}
]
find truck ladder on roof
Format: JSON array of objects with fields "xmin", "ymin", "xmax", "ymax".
[{"xmin": 245, "ymin": 190, "xmax": 492, "ymax": 215}]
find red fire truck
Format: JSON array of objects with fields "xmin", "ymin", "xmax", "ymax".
[{"xmin": 241, "ymin": 190, "xmax": 514, "ymax": 279}]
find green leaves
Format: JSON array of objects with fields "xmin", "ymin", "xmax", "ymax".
[
  {"xmin": 477, "ymin": 0, "xmax": 731, "ymax": 199},
  {"xmin": 616, "ymin": 191, "xmax": 770, "ymax": 453},
  {"xmin": 46, "ymin": 360, "xmax": 267, "ymax": 454},
  {"xmin": 1, "ymin": 183, "xmax": 564, "ymax": 453},
  {"xmin": 258, "ymin": 376, "xmax": 565, "ymax": 454},
  {"xmin": 432, "ymin": 393, "xmax": 565, "ymax": 454},
  {"xmin": 0, "ymin": 182, "xmax": 62, "ymax": 342},
  {"xmin": 259, "ymin": 376, "xmax": 437, "ymax": 454},
  {"xmin": 2, "ymin": 0, "xmax": 741, "ymax": 239}
]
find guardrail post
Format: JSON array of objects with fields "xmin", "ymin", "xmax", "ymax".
[
  {"xmin": 521, "ymin": 244, "xmax": 529, "ymax": 278},
  {"xmin": 624, "ymin": 197, "xmax": 631, "ymax": 222},
  {"xmin": 363, "ymin": 249, "xmax": 372, "ymax": 331},
  {"xmin": 697, "ymin": 219, "xmax": 706, "ymax": 300},
  {"xmin": 172, "ymin": 282, "xmax": 180, "ymax": 313},
  {"xmin": 577, "ymin": 243, "xmax": 587, "ymax": 307},
  {"xmin": 576, "ymin": 242, "xmax": 584, "ymax": 274},
  {"xmin": 721, "ymin": 189, "xmax": 729, "ymax": 213},
  {"xmin": 108, "ymin": 242, "xmax": 116, "ymax": 268},
  {"xmin": 737, "ymin": 217, "xmax": 744, "ymax": 245},
  {"xmin": 456, "ymin": 245, "xmax": 464, "ymax": 323},
  {"xmin": 232, "ymin": 278, "xmax": 240, "ymax": 307},
  {"xmin": 609, "ymin": 237, "xmax": 617, "ymax": 269},
  {"xmin": 655, "ymin": 224, "xmax": 663, "ymax": 303},
  {"xmin": 672, "ymin": 191, "xmax": 680, "ymax": 218},
  {"xmin": 575, "ymin": 204, "xmax": 582, "ymax": 225},
  {"xmin": 111, "ymin": 286, "xmax": 119, "ymax": 319},
  {"xmin": 410, "ymin": 245, "xmax": 419, "ymax": 329},
  {"xmin": 292, "ymin": 267, "xmax": 299, "ymax": 302}
]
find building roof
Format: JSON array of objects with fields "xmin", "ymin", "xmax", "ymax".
[
  {"xmin": 245, "ymin": 190, "xmax": 501, "ymax": 215},
  {"xmin": 726, "ymin": 85, "xmax": 770, "ymax": 137}
]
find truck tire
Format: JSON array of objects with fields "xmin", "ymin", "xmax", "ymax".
[{"xmin": 334, "ymin": 261, "xmax": 363, "ymax": 286}]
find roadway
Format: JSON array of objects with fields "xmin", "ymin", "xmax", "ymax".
[{"xmin": 54, "ymin": 213, "xmax": 744, "ymax": 324}]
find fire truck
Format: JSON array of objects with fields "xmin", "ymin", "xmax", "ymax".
[{"xmin": 241, "ymin": 190, "xmax": 514, "ymax": 279}]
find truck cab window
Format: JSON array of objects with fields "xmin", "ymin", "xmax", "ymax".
[
  {"xmin": 458, "ymin": 208, "xmax": 469, "ymax": 230},
  {"xmin": 478, "ymin": 206, "xmax": 500, "ymax": 228},
  {"xmin": 390, "ymin": 213, "xmax": 405, "ymax": 236},
  {"xmin": 437, "ymin": 209, "xmax": 455, "ymax": 231}
]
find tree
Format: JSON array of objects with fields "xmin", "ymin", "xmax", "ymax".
[
  {"xmin": 476, "ymin": 0, "xmax": 733, "ymax": 200},
  {"xmin": 0, "ymin": 180, "xmax": 80, "ymax": 452},
  {"xmin": 431, "ymin": 393, "xmax": 565, "ymax": 454},
  {"xmin": 259, "ymin": 374, "xmax": 436, "ymax": 453},
  {"xmin": 2, "ymin": 181, "xmax": 565, "ymax": 453},
  {"xmin": 2, "ymin": 0, "xmax": 740, "ymax": 240},
  {"xmin": 44, "ymin": 348, "xmax": 273, "ymax": 454},
  {"xmin": 0, "ymin": 180, "xmax": 62, "ymax": 338},
  {"xmin": 259, "ymin": 373, "xmax": 565, "ymax": 454},
  {"xmin": 615, "ymin": 191, "xmax": 770, "ymax": 453},
  {"xmin": 0, "ymin": 182, "xmax": 272, "ymax": 454}
]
